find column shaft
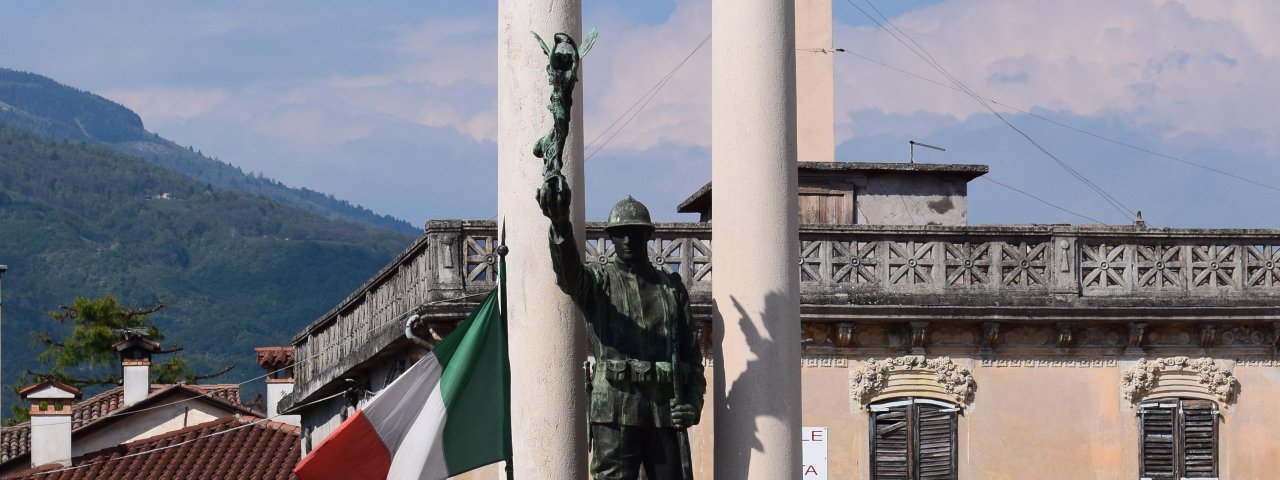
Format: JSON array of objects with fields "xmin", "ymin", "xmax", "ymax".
[
  {"xmin": 497, "ymin": 1, "xmax": 587, "ymax": 478},
  {"xmin": 711, "ymin": 0, "xmax": 803, "ymax": 479}
]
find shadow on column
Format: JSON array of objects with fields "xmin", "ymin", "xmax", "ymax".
[{"xmin": 712, "ymin": 292, "xmax": 797, "ymax": 479}]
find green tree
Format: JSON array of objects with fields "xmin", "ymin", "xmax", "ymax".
[{"xmin": 6, "ymin": 295, "xmax": 217, "ymax": 424}]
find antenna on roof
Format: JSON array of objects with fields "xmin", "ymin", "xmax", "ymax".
[{"xmin": 909, "ymin": 140, "xmax": 945, "ymax": 163}]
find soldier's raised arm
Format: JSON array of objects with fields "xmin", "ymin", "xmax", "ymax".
[{"xmin": 537, "ymin": 174, "xmax": 593, "ymax": 300}]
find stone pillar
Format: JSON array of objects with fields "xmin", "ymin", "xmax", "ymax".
[
  {"xmin": 795, "ymin": 0, "xmax": 834, "ymax": 162},
  {"xmin": 497, "ymin": 1, "xmax": 587, "ymax": 478},
  {"xmin": 711, "ymin": 0, "xmax": 803, "ymax": 479}
]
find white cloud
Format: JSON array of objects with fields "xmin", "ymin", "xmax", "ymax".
[
  {"xmin": 833, "ymin": 0, "xmax": 1280, "ymax": 153},
  {"xmin": 582, "ymin": 0, "xmax": 712, "ymax": 153}
]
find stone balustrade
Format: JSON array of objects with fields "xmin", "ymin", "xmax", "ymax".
[{"xmin": 286, "ymin": 220, "xmax": 1280, "ymax": 405}]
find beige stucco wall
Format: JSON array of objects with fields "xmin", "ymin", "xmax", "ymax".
[
  {"xmin": 962, "ymin": 362, "xmax": 1132, "ymax": 480},
  {"xmin": 754, "ymin": 356, "xmax": 1276, "ymax": 480},
  {"xmin": 310, "ymin": 354, "xmax": 1280, "ymax": 479},
  {"xmin": 1220, "ymin": 364, "xmax": 1280, "ymax": 478},
  {"xmin": 74, "ymin": 400, "xmax": 231, "ymax": 458}
]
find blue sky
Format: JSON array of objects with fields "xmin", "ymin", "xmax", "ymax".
[{"xmin": 2, "ymin": 0, "xmax": 1277, "ymax": 228}]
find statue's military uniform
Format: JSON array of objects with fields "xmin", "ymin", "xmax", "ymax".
[{"xmin": 547, "ymin": 197, "xmax": 705, "ymax": 480}]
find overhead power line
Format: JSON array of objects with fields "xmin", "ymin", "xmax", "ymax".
[
  {"xmin": 585, "ymin": 33, "xmax": 712, "ymax": 161},
  {"xmin": 980, "ymin": 176, "xmax": 1105, "ymax": 224},
  {"xmin": 844, "ymin": 0, "xmax": 1137, "ymax": 223},
  {"xmin": 824, "ymin": 45, "xmax": 1280, "ymax": 196}
]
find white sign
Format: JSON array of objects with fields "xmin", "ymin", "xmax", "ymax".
[{"xmin": 802, "ymin": 426, "xmax": 827, "ymax": 479}]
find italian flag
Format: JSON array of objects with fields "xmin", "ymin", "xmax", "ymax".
[{"xmin": 294, "ymin": 288, "xmax": 512, "ymax": 480}]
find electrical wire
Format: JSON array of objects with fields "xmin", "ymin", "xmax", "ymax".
[
  {"xmin": 823, "ymin": 46, "xmax": 1280, "ymax": 196},
  {"xmin": 843, "ymin": 0, "xmax": 1136, "ymax": 222},
  {"xmin": 585, "ymin": 33, "xmax": 712, "ymax": 161},
  {"xmin": 980, "ymin": 176, "xmax": 1105, "ymax": 224}
]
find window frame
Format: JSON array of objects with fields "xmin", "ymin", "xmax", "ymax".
[
  {"xmin": 869, "ymin": 397, "xmax": 960, "ymax": 480},
  {"xmin": 1138, "ymin": 397, "xmax": 1219, "ymax": 480}
]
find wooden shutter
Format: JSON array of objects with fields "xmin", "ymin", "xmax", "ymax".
[
  {"xmin": 871, "ymin": 403, "xmax": 911, "ymax": 480},
  {"xmin": 1140, "ymin": 402, "xmax": 1177, "ymax": 479},
  {"xmin": 915, "ymin": 403, "xmax": 958, "ymax": 480},
  {"xmin": 1180, "ymin": 400, "xmax": 1218, "ymax": 478},
  {"xmin": 871, "ymin": 399, "xmax": 958, "ymax": 480}
]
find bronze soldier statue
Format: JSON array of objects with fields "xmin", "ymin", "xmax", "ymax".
[
  {"xmin": 537, "ymin": 178, "xmax": 705, "ymax": 480},
  {"xmin": 530, "ymin": 29, "xmax": 703, "ymax": 479}
]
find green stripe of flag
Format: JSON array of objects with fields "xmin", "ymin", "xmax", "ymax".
[{"xmin": 432, "ymin": 288, "xmax": 512, "ymax": 475}]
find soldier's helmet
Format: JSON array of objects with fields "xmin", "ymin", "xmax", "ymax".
[{"xmin": 605, "ymin": 195, "xmax": 654, "ymax": 232}]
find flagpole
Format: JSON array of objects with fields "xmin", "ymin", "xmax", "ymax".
[{"xmin": 498, "ymin": 219, "xmax": 514, "ymax": 480}]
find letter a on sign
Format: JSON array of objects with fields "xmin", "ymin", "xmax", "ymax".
[{"xmin": 801, "ymin": 426, "xmax": 827, "ymax": 479}]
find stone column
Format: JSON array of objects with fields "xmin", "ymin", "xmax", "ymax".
[
  {"xmin": 795, "ymin": 0, "xmax": 834, "ymax": 162},
  {"xmin": 496, "ymin": 1, "xmax": 587, "ymax": 478},
  {"xmin": 711, "ymin": 0, "xmax": 803, "ymax": 479}
]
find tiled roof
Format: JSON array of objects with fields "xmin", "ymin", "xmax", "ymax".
[
  {"xmin": 255, "ymin": 347, "xmax": 294, "ymax": 370},
  {"xmin": 0, "ymin": 384, "xmax": 241, "ymax": 464},
  {"xmin": 0, "ymin": 427, "xmax": 29, "ymax": 467},
  {"xmin": 5, "ymin": 415, "xmax": 300, "ymax": 479}
]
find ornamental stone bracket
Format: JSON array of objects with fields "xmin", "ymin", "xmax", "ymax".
[
  {"xmin": 1120, "ymin": 357, "xmax": 1237, "ymax": 406},
  {"xmin": 848, "ymin": 356, "xmax": 975, "ymax": 409}
]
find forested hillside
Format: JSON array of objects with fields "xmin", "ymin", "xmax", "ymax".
[
  {"xmin": 0, "ymin": 125, "xmax": 410, "ymax": 415},
  {"xmin": 0, "ymin": 68, "xmax": 417, "ymax": 234}
]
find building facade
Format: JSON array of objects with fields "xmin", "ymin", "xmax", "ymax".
[{"xmin": 281, "ymin": 161, "xmax": 1280, "ymax": 479}]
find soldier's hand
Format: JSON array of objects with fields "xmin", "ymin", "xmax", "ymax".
[
  {"xmin": 670, "ymin": 402, "xmax": 699, "ymax": 429},
  {"xmin": 536, "ymin": 174, "xmax": 572, "ymax": 226}
]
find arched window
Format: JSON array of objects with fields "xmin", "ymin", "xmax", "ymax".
[
  {"xmin": 1138, "ymin": 398, "xmax": 1218, "ymax": 480},
  {"xmin": 869, "ymin": 397, "xmax": 958, "ymax": 480}
]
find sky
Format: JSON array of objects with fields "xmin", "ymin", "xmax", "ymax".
[{"xmin": 2, "ymin": 0, "xmax": 1278, "ymax": 228}]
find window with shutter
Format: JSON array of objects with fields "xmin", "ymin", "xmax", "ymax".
[
  {"xmin": 1139, "ymin": 398, "xmax": 1218, "ymax": 480},
  {"xmin": 870, "ymin": 398, "xmax": 958, "ymax": 480}
]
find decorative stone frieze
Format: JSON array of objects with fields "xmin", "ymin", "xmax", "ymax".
[
  {"xmin": 1120, "ymin": 357, "xmax": 1236, "ymax": 405},
  {"xmin": 848, "ymin": 356, "xmax": 974, "ymax": 408},
  {"xmin": 980, "ymin": 357, "xmax": 1116, "ymax": 368},
  {"xmin": 802, "ymin": 355, "xmax": 849, "ymax": 368}
]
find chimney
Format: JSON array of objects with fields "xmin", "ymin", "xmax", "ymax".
[
  {"xmin": 795, "ymin": 0, "xmax": 835, "ymax": 162},
  {"xmin": 113, "ymin": 334, "xmax": 160, "ymax": 407},
  {"xmin": 20, "ymin": 378, "xmax": 82, "ymax": 467},
  {"xmin": 255, "ymin": 346, "xmax": 299, "ymax": 426}
]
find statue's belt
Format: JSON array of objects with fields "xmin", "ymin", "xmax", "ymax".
[{"xmin": 588, "ymin": 359, "xmax": 676, "ymax": 385}]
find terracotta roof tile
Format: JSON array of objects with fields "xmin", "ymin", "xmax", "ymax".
[
  {"xmin": 0, "ymin": 426, "xmax": 29, "ymax": 466},
  {"xmin": 0, "ymin": 384, "xmax": 242, "ymax": 464},
  {"xmin": 3, "ymin": 416, "xmax": 300, "ymax": 479}
]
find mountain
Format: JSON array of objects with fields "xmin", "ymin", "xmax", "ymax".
[
  {"xmin": 0, "ymin": 68, "xmax": 418, "ymax": 235},
  {"xmin": 0, "ymin": 124, "xmax": 411, "ymax": 416}
]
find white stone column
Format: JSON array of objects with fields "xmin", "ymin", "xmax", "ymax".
[
  {"xmin": 497, "ymin": 1, "xmax": 587, "ymax": 478},
  {"xmin": 711, "ymin": 0, "xmax": 803, "ymax": 479},
  {"xmin": 795, "ymin": 0, "xmax": 834, "ymax": 162}
]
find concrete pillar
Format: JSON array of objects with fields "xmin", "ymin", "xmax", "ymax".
[
  {"xmin": 266, "ymin": 381, "xmax": 300, "ymax": 425},
  {"xmin": 795, "ymin": 0, "xmax": 835, "ymax": 162},
  {"xmin": 711, "ymin": 0, "xmax": 803, "ymax": 479},
  {"xmin": 115, "ymin": 336, "xmax": 159, "ymax": 407},
  {"xmin": 256, "ymin": 346, "xmax": 300, "ymax": 425},
  {"xmin": 497, "ymin": 1, "xmax": 587, "ymax": 478},
  {"xmin": 122, "ymin": 359, "xmax": 150, "ymax": 406},
  {"xmin": 21, "ymin": 380, "xmax": 81, "ymax": 467}
]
